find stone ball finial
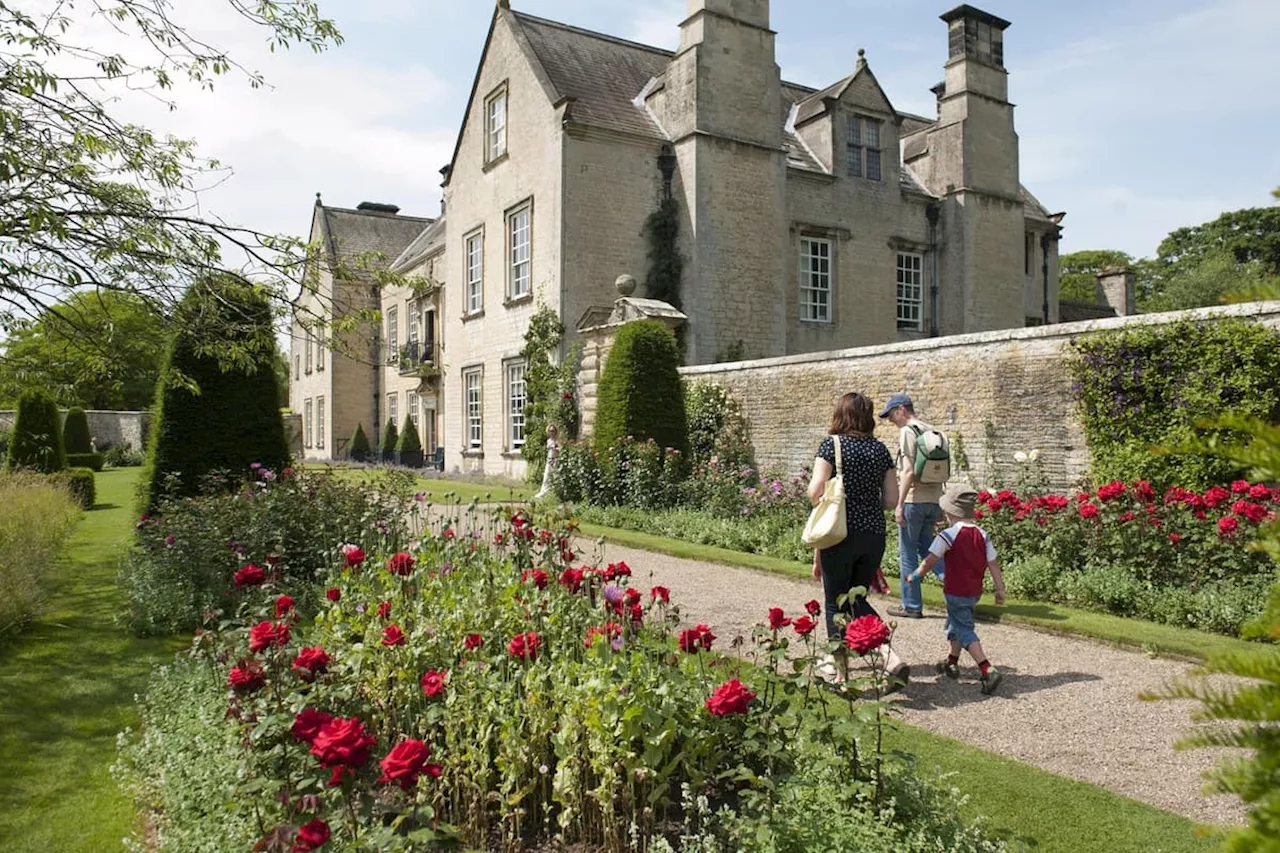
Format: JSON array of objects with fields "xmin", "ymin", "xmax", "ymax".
[
  {"xmin": 615, "ymin": 274, "xmax": 637, "ymax": 297},
  {"xmin": 858, "ymin": 48, "xmax": 865, "ymax": 58}
]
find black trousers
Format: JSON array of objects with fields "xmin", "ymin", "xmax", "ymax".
[{"xmin": 818, "ymin": 531, "xmax": 886, "ymax": 642}]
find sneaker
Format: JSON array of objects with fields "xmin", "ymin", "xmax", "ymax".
[
  {"xmin": 937, "ymin": 661, "xmax": 960, "ymax": 680},
  {"xmin": 886, "ymin": 605, "xmax": 923, "ymax": 619},
  {"xmin": 980, "ymin": 668, "xmax": 1003, "ymax": 695},
  {"xmin": 885, "ymin": 665, "xmax": 910, "ymax": 695}
]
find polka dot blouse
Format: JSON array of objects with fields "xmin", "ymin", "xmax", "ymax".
[{"xmin": 816, "ymin": 435, "xmax": 894, "ymax": 534}]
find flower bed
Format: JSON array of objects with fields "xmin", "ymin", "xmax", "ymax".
[{"xmin": 117, "ymin": 508, "xmax": 1003, "ymax": 852}]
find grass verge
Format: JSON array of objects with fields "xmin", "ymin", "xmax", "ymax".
[
  {"xmin": 0, "ymin": 467, "xmax": 184, "ymax": 853},
  {"xmin": 577, "ymin": 521, "xmax": 1260, "ymax": 662},
  {"xmin": 305, "ymin": 462, "xmax": 532, "ymax": 504}
]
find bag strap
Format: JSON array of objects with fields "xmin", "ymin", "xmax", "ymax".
[{"xmin": 830, "ymin": 434, "xmax": 843, "ymax": 478}]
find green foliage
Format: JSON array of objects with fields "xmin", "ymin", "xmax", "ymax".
[
  {"xmin": 1143, "ymin": 415, "xmax": 1280, "ymax": 851},
  {"xmin": 0, "ymin": 427, "xmax": 9, "ymax": 459},
  {"xmin": 0, "ymin": 471, "xmax": 81, "ymax": 636},
  {"xmin": 685, "ymin": 380, "xmax": 753, "ymax": 470},
  {"xmin": 349, "ymin": 423, "xmax": 371, "ymax": 457},
  {"xmin": 395, "ymin": 415, "xmax": 421, "ymax": 453},
  {"xmin": 122, "ymin": 467, "xmax": 410, "ymax": 635},
  {"xmin": 1142, "ymin": 251, "xmax": 1279, "ymax": 314},
  {"xmin": 1070, "ymin": 317, "xmax": 1280, "ymax": 489},
  {"xmin": 61, "ymin": 407, "xmax": 92, "ymax": 454},
  {"xmin": 6, "ymin": 391, "xmax": 65, "ymax": 474},
  {"xmin": 380, "ymin": 417, "xmax": 399, "ymax": 456},
  {"xmin": 143, "ymin": 277, "xmax": 290, "ymax": 513},
  {"xmin": 56, "ymin": 467, "xmax": 96, "ymax": 510},
  {"xmin": 1058, "ymin": 249, "xmax": 1134, "ymax": 303},
  {"xmin": 1156, "ymin": 205, "xmax": 1280, "ymax": 277},
  {"xmin": 104, "ymin": 444, "xmax": 145, "ymax": 468},
  {"xmin": 0, "ymin": 293, "xmax": 170, "ymax": 411},
  {"xmin": 643, "ymin": 196, "xmax": 683, "ymax": 308},
  {"xmin": 593, "ymin": 320, "xmax": 688, "ymax": 456},
  {"xmin": 65, "ymin": 452, "xmax": 105, "ymax": 472},
  {"xmin": 519, "ymin": 304, "xmax": 580, "ymax": 482}
]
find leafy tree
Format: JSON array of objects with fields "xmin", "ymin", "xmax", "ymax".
[
  {"xmin": 143, "ymin": 276, "xmax": 289, "ymax": 512},
  {"xmin": 0, "ymin": 292, "xmax": 170, "ymax": 410},
  {"xmin": 520, "ymin": 304, "xmax": 580, "ymax": 483},
  {"xmin": 1058, "ymin": 249, "xmax": 1135, "ymax": 303},
  {"xmin": 62, "ymin": 407, "xmax": 92, "ymax": 454},
  {"xmin": 6, "ymin": 390, "xmax": 65, "ymax": 473},
  {"xmin": 0, "ymin": 1, "xmax": 347, "ymax": 365},
  {"xmin": 1145, "ymin": 206, "xmax": 1280, "ymax": 308},
  {"xmin": 1143, "ymin": 251, "xmax": 1279, "ymax": 314},
  {"xmin": 593, "ymin": 320, "xmax": 687, "ymax": 456}
]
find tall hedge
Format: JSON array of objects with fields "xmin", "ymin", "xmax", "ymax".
[
  {"xmin": 63, "ymin": 406, "xmax": 92, "ymax": 454},
  {"xmin": 1070, "ymin": 317, "xmax": 1280, "ymax": 489},
  {"xmin": 349, "ymin": 423, "xmax": 371, "ymax": 458},
  {"xmin": 143, "ymin": 277, "xmax": 289, "ymax": 512},
  {"xmin": 380, "ymin": 418, "xmax": 398, "ymax": 456},
  {"xmin": 6, "ymin": 391, "xmax": 65, "ymax": 473},
  {"xmin": 593, "ymin": 320, "xmax": 687, "ymax": 455},
  {"xmin": 396, "ymin": 415, "xmax": 421, "ymax": 453}
]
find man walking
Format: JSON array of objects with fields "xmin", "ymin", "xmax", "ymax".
[{"xmin": 880, "ymin": 392, "xmax": 944, "ymax": 618}]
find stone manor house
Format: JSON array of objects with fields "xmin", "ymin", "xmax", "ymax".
[{"xmin": 291, "ymin": 0, "xmax": 1070, "ymax": 478}]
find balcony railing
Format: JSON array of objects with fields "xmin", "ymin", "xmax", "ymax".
[{"xmin": 398, "ymin": 340, "xmax": 439, "ymax": 377}]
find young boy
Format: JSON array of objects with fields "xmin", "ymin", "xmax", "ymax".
[{"xmin": 908, "ymin": 484, "xmax": 1007, "ymax": 695}]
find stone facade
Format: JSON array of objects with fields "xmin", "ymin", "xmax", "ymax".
[{"xmin": 676, "ymin": 301, "xmax": 1280, "ymax": 492}]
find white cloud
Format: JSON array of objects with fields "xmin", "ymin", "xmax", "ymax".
[{"xmin": 626, "ymin": 0, "xmax": 683, "ymax": 50}]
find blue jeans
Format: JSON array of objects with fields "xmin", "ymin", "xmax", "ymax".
[
  {"xmin": 944, "ymin": 594, "xmax": 981, "ymax": 648},
  {"xmin": 898, "ymin": 502, "xmax": 944, "ymax": 613}
]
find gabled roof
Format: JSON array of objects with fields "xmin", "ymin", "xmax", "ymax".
[
  {"xmin": 391, "ymin": 216, "xmax": 447, "ymax": 274},
  {"xmin": 792, "ymin": 61, "xmax": 899, "ymax": 127},
  {"xmin": 312, "ymin": 200, "xmax": 432, "ymax": 278}
]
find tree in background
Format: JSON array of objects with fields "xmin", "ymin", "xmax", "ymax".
[
  {"xmin": 1143, "ymin": 251, "xmax": 1279, "ymax": 314},
  {"xmin": 0, "ymin": 292, "xmax": 170, "ymax": 410},
  {"xmin": 1058, "ymin": 249, "xmax": 1137, "ymax": 303},
  {"xmin": 143, "ymin": 276, "xmax": 289, "ymax": 512},
  {"xmin": 593, "ymin": 321, "xmax": 687, "ymax": 456},
  {"xmin": 5, "ymin": 391, "xmax": 65, "ymax": 474}
]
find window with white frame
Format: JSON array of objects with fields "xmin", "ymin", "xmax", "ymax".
[
  {"xmin": 507, "ymin": 204, "xmax": 531, "ymax": 300},
  {"xmin": 316, "ymin": 395, "xmax": 325, "ymax": 450},
  {"xmin": 304, "ymin": 398, "xmax": 313, "ymax": 447},
  {"xmin": 465, "ymin": 231, "xmax": 484, "ymax": 314},
  {"xmin": 846, "ymin": 115, "xmax": 883, "ymax": 181},
  {"xmin": 896, "ymin": 252, "xmax": 924, "ymax": 331},
  {"xmin": 304, "ymin": 331, "xmax": 313, "ymax": 373},
  {"xmin": 464, "ymin": 368, "xmax": 483, "ymax": 449},
  {"xmin": 799, "ymin": 237, "xmax": 832, "ymax": 323},
  {"xmin": 409, "ymin": 305, "xmax": 420, "ymax": 345},
  {"xmin": 485, "ymin": 87, "xmax": 507, "ymax": 162},
  {"xmin": 315, "ymin": 329, "xmax": 324, "ymax": 371},
  {"xmin": 506, "ymin": 361, "xmax": 526, "ymax": 449},
  {"xmin": 294, "ymin": 354, "xmax": 300, "ymax": 380},
  {"xmin": 408, "ymin": 391, "xmax": 419, "ymax": 428},
  {"xmin": 386, "ymin": 306, "xmax": 399, "ymax": 362},
  {"xmin": 387, "ymin": 392, "xmax": 398, "ymax": 432}
]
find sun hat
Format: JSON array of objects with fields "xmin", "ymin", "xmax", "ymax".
[{"xmin": 939, "ymin": 483, "xmax": 978, "ymax": 520}]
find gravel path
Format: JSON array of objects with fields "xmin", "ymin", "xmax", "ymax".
[{"xmin": 593, "ymin": 541, "xmax": 1246, "ymax": 827}]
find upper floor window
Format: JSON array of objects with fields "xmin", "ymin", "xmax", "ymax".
[
  {"xmin": 896, "ymin": 252, "xmax": 924, "ymax": 331},
  {"xmin": 485, "ymin": 86, "xmax": 507, "ymax": 162},
  {"xmin": 386, "ymin": 305, "xmax": 399, "ymax": 362},
  {"xmin": 507, "ymin": 203, "xmax": 531, "ymax": 300},
  {"xmin": 799, "ymin": 237, "xmax": 832, "ymax": 323},
  {"xmin": 408, "ymin": 305, "xmax": 420, "ymax": 345},
  {"xmin": 304, "ymin": 330, "xmax": 313, "ymax": 374},
  {"xmin": 465, "ymin": 231, "xmax": 484, "ymax": 315},
  {"xmin": 315, "ymin": 329, "xmax": 324, "ymax": 372},
  {"xmin": 294, "ymin": 354, "xmax": 300, "ymax": 380},
  {"xmin": 846, "ymin": 115, "xmax": 883, "ymax": 182}
]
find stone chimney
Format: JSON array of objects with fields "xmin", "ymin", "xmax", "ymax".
[{"xmin": 1096, "ymin": 267, "xmax": 1136, "ymax": 316}]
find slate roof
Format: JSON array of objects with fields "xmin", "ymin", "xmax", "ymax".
[
  {"xmin": 320, "ymin": 205, "xmax": 433, "ymax": 273},
  {"xmin": 1060, "ymin": 300, "xmax": 1117, "ymax": 322},
  {"xmin": 391, "ymin": 216, "xmax": 447, "ymax": 274}
]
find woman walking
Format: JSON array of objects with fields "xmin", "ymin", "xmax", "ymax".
[{"xmin": 808, "ymin": 392, "xmax": 910, "ymax": 688}]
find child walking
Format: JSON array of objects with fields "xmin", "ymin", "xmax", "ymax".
[{"xmin": 908, "ymin": 484, "xmax": 1007, "ymax": 695}]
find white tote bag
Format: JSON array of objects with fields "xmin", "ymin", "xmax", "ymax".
[{"xmin": 802, "ymin": 435, "xmax": 847, "ymax": 549}]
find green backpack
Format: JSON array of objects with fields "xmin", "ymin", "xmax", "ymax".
[{"xmin": 910, "ymin": 424, "xmax": 951, "ymax": 484}]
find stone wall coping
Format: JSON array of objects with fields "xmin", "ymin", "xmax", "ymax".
[{"xmin": 679, "ymin": 300, "xmax": 1280, "ymax": 376}]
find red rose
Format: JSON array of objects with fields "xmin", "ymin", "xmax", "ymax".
[
  {"xmin": 420, "ymin": 669, "xmax": 447, "ymax": 698},
  {"xmin": 377, "ymin": 600, "xmax": 392, "ymax": 621},
  {"xmin": 1078, "ymin": 503, "xmax": 1100, "ymax": 520},
  {"xmin": 1168, "ymin": 532, "xmax": 1183, "ymax": 545},
  {"xmin": 1133, "ymin": 480, "xmax": 1156, "ymax": 503},
  {"xmin": 1249, "ymin": 483, "xmax": 1272, "ymax": 501},
  {"xmin": 1118, "ymin": 511, "xmax": 1135, "ymax": 523},
  {"xmin": 559, "ymin": 568, "xmax": 585, "ymax": 593},
  {"xmin": 792, "ymin": 615, "xmax": 818, "ymax": 636},
  {"xmin": 804, "ymin": 599, "xmax": 821, "ymax": 617},
  {"xmin": 845, "ymin": 615, "xmax": 890, "ymax": 655},
  {"xmin": 1218, "ymin": 516, "xmax": 1239, "ymax": 536},
  {"xmin": 603, "ymin": 561, "xmax": 631, "ymax": 580},
  {"xmin": 767, "ymin": 607, "xmax": 791, "ymax": 630},
  {"xmin": 311, "ymin": 717, "xmax": 376, "ymax": 784},
  {"xmin": 678, "ymin": 624, "xmax": 716, "ymax": 653},
  {"xmin": 275, "ymin": 594, "xmax": 296, "ymax": 619},
  {"xmin": 228, "ymin": 658, "xmax": 266, "ymax": 693},
  {"xmin": 234, "ymin": 564, "xmax": 267, "ymax": 588},
  {"xmin": 248, "ymin": 620, "xmax": 291, "ymax": 653},
  {"xmin": 378, "ymin": 738, "xmax": 440, "ymax": 790},
  {"xmin": 293, "ymin": 819, "xmax": 330, "ymax": 852},
  {"xmin": 291, "ymin": 708, "xmax": 334, "ymax": 744},
  {"xmin": 1242, "ymin": 502, "xmax": 1269, "ymax": 523},
  {"xmin": 522, "ymin": 569, "xmax": 549, "ymax": 589},
  {"xmin": 340, "ymin": 544, "xmax": 365, "ymax": 568},
  {"xmin": 463, "ymin": 633, "xmax": 484, "ymax": 651},
  {"xmin": 624, "ymin": 587, "xmax": 641, "ymax": 606},
  {"xmin": 628, "ymin": 603, "xmax": 644, "ymax": 624},
  {"xmin": 381, "ymin": 625, "xmax": 406, "ymax": 647},
  {"xmin": 1204, "ymin": 486, "xmax": 1230, "ymax": 508},
  {"xmin": 443, "ymin": 528, "xmax": 455, "ymax": 540},
  {"xmin": 325, "ymin": 587, "xmax": 341, "ymax": 602},
  {"xmin": 584, "ymin": 622, "xmax": 623, "ymax": 648},
  {"xmin": 292, "ymin": 647, "xmax": 331, "ymax": 680},
  {"xmin": 386, "ymin": 552, "xmax": 415, "ymax": 576},
  {"xmin": 1097, "ymin": 481, "xmax": 1126, "ymax": 502},
  {"xmin": 705, "ymin": 678, "xmax": 755, "ymax": 716},
  {"xmin": 1231, "ymin": 479, "xmax": 1251, "ymax": 494},
  {"xmin": 650, "ymin": 586, "xmax": 670, "ymax": 603},
  {"xmin": 508, "ymin": 631, "xmax": 542, "ymax": 661}
]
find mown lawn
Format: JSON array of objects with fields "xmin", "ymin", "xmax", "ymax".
[
  {"xmin": 0, "ymin": 468, "xmax": 183, "ymax": 852},
  {"xmin": 306, "ymin": 462, "xmax": 532, "ymax": 504}
]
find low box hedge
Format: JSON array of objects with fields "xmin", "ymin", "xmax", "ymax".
[
  {"xmin": 56, "ymin": 467, "xmax": 95, "ymax": 509},
  {"xmin": 66, "ymin": 452, "xmax": 106, "ymax": 472}
]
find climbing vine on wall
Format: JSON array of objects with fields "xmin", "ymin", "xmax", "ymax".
[
  {"xmin": 520, "ymin": 303, "xmax": 580, "ymax": 483},
  {"xmin": 643, "ymin": 197, "xmax": 683, "ymax": 309}
]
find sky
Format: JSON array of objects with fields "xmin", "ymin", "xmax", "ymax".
[{"xmin": 84, "ymin": 0, "xmax": 1280, "ymax": 261}]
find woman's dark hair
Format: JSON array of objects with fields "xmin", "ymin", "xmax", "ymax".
[{"xmin": 829, "ymin": 393, "xmax": 875, "ymax": 436}]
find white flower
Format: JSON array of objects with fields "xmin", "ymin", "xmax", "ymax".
[
  {"xmin": 1029, "ymin": 449, "xmax": 1041, "ymax": 462},
  {"xmin": 1013, "ymin": 451, "xmax": 1028, "ymax": 464}
]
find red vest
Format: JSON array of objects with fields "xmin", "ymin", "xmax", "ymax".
[{"xmin": 942, "ymin": 526, "xmax": 989, "ymax": 597}]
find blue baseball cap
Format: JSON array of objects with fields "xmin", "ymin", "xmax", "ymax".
[{"xmin": 878, "ymin": 392, "xmax": 912, "ymax": 418}]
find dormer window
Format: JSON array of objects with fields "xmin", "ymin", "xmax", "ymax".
[
  {"xmin": 485, "ymin": 85, "xmax": 507, "ymax": 163},
  {"xmin": 846, "ymin": 115, "xmax": 882, "ymax": 182}
]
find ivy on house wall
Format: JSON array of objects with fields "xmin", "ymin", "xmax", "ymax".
[
  {"xmin": 520, "ymin": 303, "xmax": 580, "ymax": 484},
  {"xmin": 642, "ymin": 197, "xmax": 682, "ymax": 309}
]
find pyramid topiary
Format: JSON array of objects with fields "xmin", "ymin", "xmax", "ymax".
[
  {"xmin": 62, "ymin": 407, "xmax": 92, "ymax": 454},
  {"xmin": 6, "ymin": 390, "xmax": 66, "ymax": 473},
  {"xmin": 142, "ymin": 275, "xmax": 290, "ymax": 512},
  {"xmin": 380, "ymin": 418, "xmax": 398, "ymax": 462},
  {"xmin": 396, "ymin": 415, "xmax": 422, "ymax": 453},
  {"xmin": 349, "ymin": 423, "xmax": 371, "ymax": 462},
  {"xmin": 593, "ymin": 320, "xmax": 687, "ymax": 456}
]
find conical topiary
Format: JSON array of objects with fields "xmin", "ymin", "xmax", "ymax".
[
  {"xmin": 142, "ymin": 275, "xmax": 290, "ymax": 512},
  {"xmin": 593, "ymin": 320, "xmax": 688, "ymax": 456},
  {"xmin": 6, "ymin": 391, "xmax": 66, "ymax": 473},
  {"xmin": 349, "ymin": 423, "xmax": 371, "ymax": 461},
  {"xmin": 380, "ymin": 417, "xmax": 398, "ymax": 462},
  {"xmin": 63, "ymin": 406, "xmax": 92, "ymax": 454},
  {"xmin": 396, "ymin": 415, "xmax": 422, "ymax": 453}
]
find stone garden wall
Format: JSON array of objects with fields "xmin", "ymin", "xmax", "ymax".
[
  {"xmin": 676, "ymin": 301, "xmax": 1280, "ymax": 491},
  {"xmin": 0, "ymin": 409, "xmax": 152, "ymax": 451}
]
